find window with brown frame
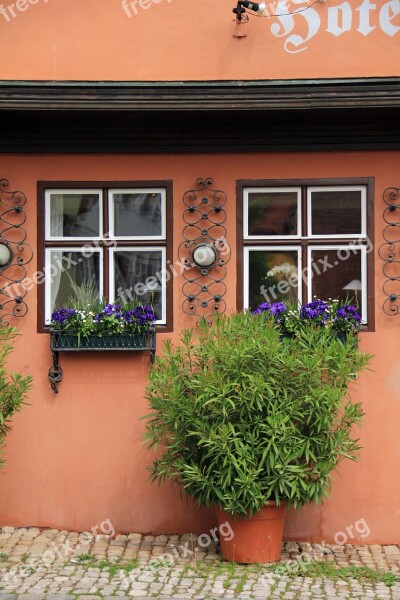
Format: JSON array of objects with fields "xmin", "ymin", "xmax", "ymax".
[
  {"xmin": 37, "ymin": 181, "xmax": 173, "ymax": 332},
  {"xmin": 236, "ymin": 179, "xmax": 374, "ymax": 329}
]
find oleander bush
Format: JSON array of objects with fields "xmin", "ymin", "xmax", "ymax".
[
  {"xmin": 0, "ymin": 325, "xmax": 32, "ymax": 468},
  {"xmin": 144, "ymin": 310, "xmax": 372, "ymax": 517}
]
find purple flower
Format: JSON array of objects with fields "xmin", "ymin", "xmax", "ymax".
[
  {"xmin": 51, "ymin": 302, "xmax": 156, "ymax": 334},
  {"xmin": 336, "ymin": 305, "xmax": 362, "ymax": 325},
  {"xmin": 300, "ymin": 300, "xmax": 329, "ymax": 321},
  {"xmin": 253, "ymin": 302, "xmax": 286, "ymax": 318},
  {"xmin": 345, "ymin": 305, "xmax": 357, "ymax": 313},
  {"xmin": 269, "ymin": 302, "xmax": 286, "ymax": 317},
  {"xmin": 51, "ymin": 307, "xmax": 75, "ymax": 323},
  {"xmin": 258, "ymin": 303, "xmax": 272, "ymax": 311}
]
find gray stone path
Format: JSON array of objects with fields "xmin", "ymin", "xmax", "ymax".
[{"xmin": 0, "ymin": 527, "xmax": 398, "ymax": 599}]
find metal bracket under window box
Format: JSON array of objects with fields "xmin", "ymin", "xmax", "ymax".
[{"xmin": 48, "ymin": 328, "xmax": 156, "ymax": 394}]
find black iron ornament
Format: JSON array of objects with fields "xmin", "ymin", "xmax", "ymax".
[
  {"xmin": 178, "ymin": 178, "xmax": 231, "ymax": 325},
  {"xmin": 378, "ymin": 187, "xmax": 400, "ymax": 316},
  {"xmin": 0, "ymin": 179, "xmax": 33, "ymax": 323}
]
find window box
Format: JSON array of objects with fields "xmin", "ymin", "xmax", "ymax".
[
  {"xmin": 48, "ymin": 328, "xmax": 156, "ymax": 393},
  {"xmin": 50, "ymin": 329, "xmax": 156, "ymax": 352}
]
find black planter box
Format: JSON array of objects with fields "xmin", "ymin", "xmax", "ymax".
[
  {"xmin": 50, "ymin": 330, "xmax": 155, "ymax": 352},
  {"xmin": 48, "ymin": 328, "xmax": 156, "ymax": 393}
]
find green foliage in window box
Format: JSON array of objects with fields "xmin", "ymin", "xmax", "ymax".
[
  {"xmin": 0, "ymin": 326, "xmax": 32, "ymax": 468},
  {"xmin": 144, "ymin": 311, "xmax": 372, "ymax": 517},
  {"xmin": 50, "ymin": 276, "xmax": 157, "ymax": 338}
]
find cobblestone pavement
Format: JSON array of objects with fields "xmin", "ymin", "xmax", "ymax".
[{"xmin": 0, "ymin": 527, "xmax": 399, "ymax": 599}]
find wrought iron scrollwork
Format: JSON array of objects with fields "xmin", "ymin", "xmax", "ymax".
[
  {"xmin": 178, "ymin": 178, "xmax": 231, "ymax": 325},
  {"xmin": 0, "ymin": 179, "xmax": 33, "ymax": 323},
  {"xmin": 378, "ymin": 187, "xmax": 400, "ymax": 315}
]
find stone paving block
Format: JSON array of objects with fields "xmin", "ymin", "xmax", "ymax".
[{"xmin": 0, "ymin": 527, "xmax": 399, "ymax": 599}]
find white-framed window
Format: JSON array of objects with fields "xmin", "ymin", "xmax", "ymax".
[
  {"xmin": 239, "ymin": 181, "xmax": 373, "ymax": 325},
  {"xmin": 40, "ymin": 182, "xmax": 172, "ymax": 329},
  {"xmin": 244, "ymin": 246, "xmax": 302, "ymax": 309},
  {"xmin": 108, "ymin": 189, "xmax": 166, "ymax": 240},
  {"xmin": 244, "ymin": 187, "xmax": 302, "ymax": 239},
  {"xmin": 307, "ymin": 186, "xmax": 367, "ymax": 238},
  {"xmin": 109, "ymin": 247, "xmax": 167, "ymax": 324}
]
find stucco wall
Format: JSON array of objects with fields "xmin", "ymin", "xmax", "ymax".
[
  {"xmin": 0, "ymin": 151, "xmax": 399, "ymax": 543},
  {"xmin": 0, "ymin": 0, "xmax": 399, "ymax": 80}
]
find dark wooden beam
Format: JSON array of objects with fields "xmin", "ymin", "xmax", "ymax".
[{"xmin": 0, "ymin": 78, "xmax": 400, "ymax": 111}]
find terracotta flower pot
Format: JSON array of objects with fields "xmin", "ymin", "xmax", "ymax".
[{"xmin": 215, "ymin": 501, "xmax": 287, "ymax": 564}]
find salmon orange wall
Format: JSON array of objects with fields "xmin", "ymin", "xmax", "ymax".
[
  {"xmin": 0, "ymin": 0, "xmax": 399, "ymax": 81},
  {"xmin": 0, "ymin": 150, "xmax": 399, "ymax": 543}
]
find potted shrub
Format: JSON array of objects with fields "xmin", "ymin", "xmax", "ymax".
[{"xmin": 144, "ymin": 304, "xmax": 372, "ymax": 564}]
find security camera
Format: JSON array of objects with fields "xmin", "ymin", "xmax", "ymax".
[
  {"xmin": 233, "ymin": 0, "xmax": 267, "ymax": 19},
  {"xmin": 243, "ymin": 1, "xmax": 267, "ymax": 15}
]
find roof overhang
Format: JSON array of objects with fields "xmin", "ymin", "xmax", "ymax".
[
  {"xmin": 1, "ymin": 78, "xmax": 400, "ymax": 111},
  {"xmin": 0, "ymin": 78, "xmax": 399, "ymax": 153}
]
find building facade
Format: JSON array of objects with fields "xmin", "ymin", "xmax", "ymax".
[{"xmin": 0, "ymin": 0, "xmax": 399, "ymax": 543}]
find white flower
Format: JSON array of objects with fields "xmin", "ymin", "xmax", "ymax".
[{"xmin": 267, "ymin": 263, "xmax": 297, "ymax": 278}]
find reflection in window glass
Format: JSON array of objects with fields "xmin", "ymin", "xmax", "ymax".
[
  {"xmin": 112, "ymin": 193, "xmax": 163, "ymax": 237},
  {"xmin": 310, "ymin": 249, "xmax": 362, "ymax": 309},
  {"xmin": 311, "ymin": 190, "xmax": 362, "ymax": 236},
  {"xmin": 49, "ymin": 193, "xmax": 100, "ymax": 238},
  {"xmin": 49, "ymin": 250, "xmax": 101, "ymax": 315},
  {"xmin": 247, "ymin": 191, "xmax": 298, "ymax": 236},
  {"xmin": 113, "ymin": 250, "xmax": 163, "ymax": 320},
  {"xmin": 248, "ymin": 250, "xmax": 299, "ymax": 309}
]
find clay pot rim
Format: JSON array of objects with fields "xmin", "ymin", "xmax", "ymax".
[{"xmin": 215, "ymin": 500, "xmax": 288, "ymax": 520}]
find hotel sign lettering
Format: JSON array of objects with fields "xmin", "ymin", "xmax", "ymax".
[{"xmin": 270, "ymin": 0, "xmax": 399, "ymax": 53}]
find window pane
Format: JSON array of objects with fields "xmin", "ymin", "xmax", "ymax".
[
  {"xmin": 310, "ymin": 249, "xmax": 363, "ymax": 308},
  {"xmin": 48, "ymin": 250, "xmax": 101, "ymax": 314},
  {"xmin": 48, "ymin": 192, "xmax": 100, "ymax": 238},
  {"xmin": 113, "ymin": 250, "xmax": 163, "ymax": 320},
  {"xmin": 247, "ymin": 191, "xmax": 299, "ymax": 236},
  {"xmin": 248, "ymin": 250, "xmax": 299, "ymax": 309},
  {"xmin": 310, "ymin": 190, "xmax": 362, "ymax": 235},
  {"xmin": 112, "ymin": 192, "xmax": 163, "ymax": 237}
]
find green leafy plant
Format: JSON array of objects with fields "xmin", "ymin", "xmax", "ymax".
[
  {"xmin": 268, "ymin": 561, "xmax": 400, "ymax": 587},
  {"xmin": 0, "ymin": 325, "xmax": 32, "ymax": 468},
  {"xmin": 20, "ymin": 552, "xmax": 30, "ymax": 563},
  {"xmin": 74, "ymin": 553, "xmax": 94, "ymax": 563},
  {"xmin": 65, "ymin": 273, "xmax": 102, "ymax": 312},
  {"xmin": 51, "ymin": 277, "xmax": 157, "ymax": 338},
  {"xmin": 144, "ymin": 311, "xmax": 372, "ymax": 517}
]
